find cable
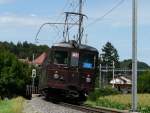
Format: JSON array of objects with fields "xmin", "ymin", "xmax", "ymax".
[
  {"xmin": 55, "ymin": 0, "xmax": 70, "ymax": 22},
  {"xmin": 86, "ymin": 0, "xmax": 125, "ymax": 28},
  {"xmin": 35, "ymin": 23, "xmax": 61, "ymax": 43}
]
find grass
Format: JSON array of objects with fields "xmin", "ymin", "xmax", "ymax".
[
  {"xmin": 101, "ymin": 94, "xmax": 150, "ymax": 107},
  {"xmin": 85, "ymin": 94, "xmax": 150, "ymax": 113},
  {"xmin": 0, "ymin": 97, "xmax": 25, "ymax": 113}
]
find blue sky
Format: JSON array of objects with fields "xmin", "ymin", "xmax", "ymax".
[{"xmin": 0, "ymin": 0, "xmax": 150, "ymax": 64}]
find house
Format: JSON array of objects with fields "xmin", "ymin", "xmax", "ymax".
[
  {"xmin": 110, "ymin": 76, "xmax": 132, "ymax": 93},
  {"xmin": 33, "ymin": 52, "xmax": 47, "ymax": 66}
]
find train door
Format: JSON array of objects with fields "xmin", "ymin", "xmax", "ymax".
[{"xmin": 68, "ymin": 51, "xmax": 80, "ymax": 87}]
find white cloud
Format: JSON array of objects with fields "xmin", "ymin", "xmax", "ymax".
[
  {"xmin": 0, "ymin": 0, "xmax": 15, "ymax": 4},
  {"xmin": 0, "ymin": 14, "xmax": 50, "ymax": 27},
  {"xmin": 30, "ymin": 14, "xmax": 37, "ymax": 17}
]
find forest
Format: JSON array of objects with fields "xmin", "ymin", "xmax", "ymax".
[{"xmin": 0, "ymin": 41, "xmax": 49, "ymax": 61}]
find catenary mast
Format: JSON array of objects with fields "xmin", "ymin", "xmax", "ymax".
[{"xmin": 78, "ymin": 0, "xmax": 83, "ymax": 45}]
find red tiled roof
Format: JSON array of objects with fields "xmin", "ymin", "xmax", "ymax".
[{"xmin": 34, "ymin": 52, "xmax": 47, "ymax": 65}]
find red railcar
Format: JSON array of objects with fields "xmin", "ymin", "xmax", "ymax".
[{"xmin": 39, "ymin": 40, "xmax": 98, "ymax": 102}]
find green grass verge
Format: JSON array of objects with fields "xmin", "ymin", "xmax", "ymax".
[
  {"xmin": 0, "ymin": 97, "xmax": 25, "ymax": 113},
  {"xmin": 85, "ymin": 93, "xmax": 150, "ymax": 113}
]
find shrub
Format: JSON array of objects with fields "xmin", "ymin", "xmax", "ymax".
[
  {"xmin": 88, "ymin": 87, "xmax": 120, "ymax": 101},
  {"xmin": 88, "ymin": 88, "xmax": 101, "ymax": 101},
  {"xmin": 138, "ymin": 71, "xmax": 150, "ymax": 93},
  {"xmin": 0, "ymin": 50, "xmax": 31, "ymax": 98},
  {"xmin": 139, "ymin": 106, "xmax": 150, "ymax": 113}
]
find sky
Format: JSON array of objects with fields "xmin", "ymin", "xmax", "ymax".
[{"xmin": 0, "ymin": 0, "xmax": 150, "ymax": 64}]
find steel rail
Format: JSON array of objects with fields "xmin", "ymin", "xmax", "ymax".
[{"xmin": 60, "ymin": 102, "xmax": 129, "ymax": 113}]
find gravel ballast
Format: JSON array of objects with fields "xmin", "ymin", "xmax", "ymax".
[{"xmin": 22, "ymin": 96, "xmax": 85, "ymax": 113}]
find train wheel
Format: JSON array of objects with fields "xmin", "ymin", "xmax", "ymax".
[
  {"xmin": 68, "ymin": 90, "xmax": 80, "ymax": 98},
  {"xmin": 66, "ymin": 90, "xmax": 86, "ymax": 105}
]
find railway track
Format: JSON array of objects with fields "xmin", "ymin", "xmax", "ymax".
[
  {"xmin": 60, "ymin": 102, "xmax": 129, "ymax": 113},
  {"xmin": 30, "ymin": 95, "xmax": 129, "ymax": 113}
]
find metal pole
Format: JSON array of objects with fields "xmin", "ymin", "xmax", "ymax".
[
  {"xmin": 32, "ymin": 53, "xmax": 35, "ymax": 65},
  {"xmin": 32, "ymin": 54, "xmax": 35, "ymax": 92},
  {"xmin": 99, "ymin": 64, "xmax": 102, "ymax": 88},
  {"xmin": 112, "ymin": 61, "xmax": 115, "ymax": 88},
  {"xmin": 79, "ymin": 0, "xmax": 83, "ymax": 45},
  {"xmin": 106, "ymin": 64, "xmax": 108, "ymax": 86},
  {"xmin": 132, "ymin": 0, "xmax": 138, "ymax": 112},
  {"xmin": 32, "ymin": 77, "xmax": 35, "ymax": 86}
]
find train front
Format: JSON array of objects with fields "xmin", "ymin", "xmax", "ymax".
[{"xmin": 39, "ymin": 42, "xmax": 99, "ymax": 102}]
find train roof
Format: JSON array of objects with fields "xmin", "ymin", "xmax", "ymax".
[{"xmin": 52, "ymin": 41, "xmax": 98, "ymax": 52}]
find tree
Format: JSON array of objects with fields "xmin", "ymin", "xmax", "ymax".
[
  {"xmin": 120, "ymin": 59, "xmax": 150, "ymax": 69},
  {"xmin": 100, "ymin": 42, "xmax": 120, "ymax": 85},
  {"xmin": 0, "ymin": 41, "xmax": 49, "ymax": 60},
  {"xmin": 0, "ymin": 49, "xmax": 31, "ymax": 98},
  {"xmin": 101, "ymin": 42, "xmax": 120, "ymax": 68}
]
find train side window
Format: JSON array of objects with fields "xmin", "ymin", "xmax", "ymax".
[
  {"xmin": 71, "ymin": 52, "xmax": 79, "ymax": 66},
  {"xmin": 53, "ymin": 51, "xmax": 68, "ymax": 65}
]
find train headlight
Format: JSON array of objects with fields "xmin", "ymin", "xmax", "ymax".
[
  {"xmin": 85, "ymin": 74, "xmax": 91, "ymax": 83},
  {"xmin": 54, "ymin": 73, "xmax": 59, "ymax": 79},
  {"xmin": 86, "ymin": 77, "xmax": 91, "ymax": 83}
]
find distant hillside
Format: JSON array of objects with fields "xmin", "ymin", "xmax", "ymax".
[
  {"xmin": 120, "ymin": 59, "xmax": 150, "ymax": 69},
  {"xmin": 0, "ymin": 41, "xmax": 49, "ymax": 60}
]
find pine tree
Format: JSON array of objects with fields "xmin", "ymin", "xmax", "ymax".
[
  {"xmin": 100, "ymin": 42, "xmax": 120, "ymax": 85},
  {"xmin": 101, "ymin": 42, "xmax": 120, "ymax": 68}
]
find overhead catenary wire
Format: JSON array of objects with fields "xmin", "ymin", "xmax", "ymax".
[
  {"xmin": 85, "ymin": 0, "xmax": 125, "ymax": 28},
  {"xmin": 68, "ymin": 0, "xmax": 80, "ymax": 12},
  {"xmin": 35, "ymin": 0, "xmax": 125, "ymax": 44},
  {"xmin": 47, "ymin": 0, "xmax": 70, "ymax": 44},
  {"xmin": 55, "ymin": 0, "xmax": 70, "ymax": 22},
  {"xmin": 53, "ymin": 0, "xmax": 72, "ymax": 36},
  {"xmin": 35, "ymin": 0, "xmax": 85, "ymax": 44}
]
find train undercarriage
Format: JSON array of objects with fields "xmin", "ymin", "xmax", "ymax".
[{"xmin": 41, "ymin": 87, "xmax": 87, "ymax": 104}]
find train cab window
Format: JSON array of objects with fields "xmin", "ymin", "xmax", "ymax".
[
  {"xmin": 53, "ymin": 51, "xmax": 68, "ymax": 65},
  {"xmin": 80, "ymin": 54, "xmax": 94, "ymax": 69}
]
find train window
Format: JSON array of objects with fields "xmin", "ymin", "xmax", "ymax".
[
  {"xmin": 71, "ymin": 52, "xmax": 79, "ymax": 66},
  {"xmin": 53, "ymin": 51, "xmax": 68, "ymax": 65},
  {"xmin": 80, "ymin": 54, "xmax": 94, "ymax": 69}
]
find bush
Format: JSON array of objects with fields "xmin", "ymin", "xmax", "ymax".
[
  {"xmin": 88, "ymin": 88, "xmax": 101, "ymax": 101},
  {"xmin": 139, "ymin": 106, "xmax": 150, "ymax": 113},
  {"xmin": 88, "ymin": 87, "xmax": 120, "ymax": 101},
  {"xmin": 0, "ymin": 50, "xmax": 31, "ymax": 98},
  {"xmin": 138, "ymin": 71, "xmax": 150, "ymax": 93}
]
